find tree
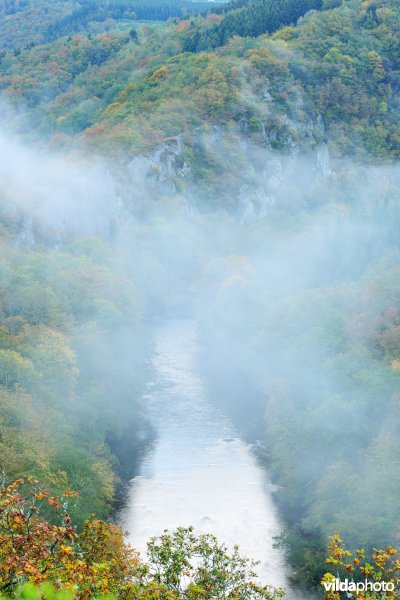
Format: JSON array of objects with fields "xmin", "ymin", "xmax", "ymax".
[
  {"xmin": 0, "ymin": 349, "xmax": 34, "ymax": 389},
  {"xmin": 147, "ymin": 526, "xmax": 285, "ymax": 599},
  {"xmin": 0, "ymin": 477, "xmax": 142, "ymax": 598},
  {"xmin": 322, "ymin": 534, "xmax": 400, "ymax": 599},
  {"xmin": 0, "ymin": 478, "xmax": 284, "ymax": 599}
]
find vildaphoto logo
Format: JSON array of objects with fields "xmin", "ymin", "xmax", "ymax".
[{"xmin": 322, "ymin": 578, "xmax": 395, "ymax": 595}]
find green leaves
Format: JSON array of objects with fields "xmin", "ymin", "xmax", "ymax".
[
  {"xmin": 147, "ymin": 526, "xmax": 285, "ymax": 599},
  {"xmin": 0, "ymin": 481, "xmax": 285, "ymax": 599},
  {"xmin": 0, "ymin": 228, "xmax": 148, "ymax": 526}
]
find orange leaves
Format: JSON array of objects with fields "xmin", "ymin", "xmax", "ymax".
[
  {"xmin": 0, "ymin": 477, "xmax": 76, "ymax": 592},
  {"xmin": 0, "ymin": 476, "xmax": 142, "ymax": 598},
  {"xmin": 326, "ymin": 533, "xmax": 352, "ymax": 567},
  {"xmin": 1, "ymin": 477, "xmax": 286, "ymax": 598},
  {"xmin": 323, "ymin": 534, "xmax": 400, "ymax": 599},
  {"xmin": 62, "ymin": 488, "xmax": 78, "ymax": 498},
  {"xmin": 175, "ymin": 20, "xmax": 190, "ymax": 32}
]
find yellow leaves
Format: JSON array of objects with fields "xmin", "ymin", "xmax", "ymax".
[
  {"xmin": 47, "ymin": 497, "xmax": 62, "ymax": 510},
  {"xmin": 367, "ymin": 50, "xmax": 385, "ymax": 81},
  {"xmin": 0, "ymin": 478, "xmax": 24, "ymax": 496},
  {"xmin": 324, "ymin": 535, "xmax": 400, "ymax": 600},
  {"xmin": 61, "ymin": 488, "xmax": 79, "ymax": 499},
  {"xmin": 244, "ymin": 46, "xmax": 289, "ymax": 79},
  {"xmin": 148, "ymin": 66, "xmax": 169, "ymax": 83},
  {"xmin": 0, "ymin": 475, "xmax": 140, "ymax": 596},
  {"xmin": 60, "ymin": 545, "xmax": 73, "ymax": 556},
  {"xmin": 34, "ymin": 492, "xmax": 48, "ymax": 501},
  {"xmin": 390, "ymin": 359, "xmax": 400, "ymax": 371},
  {"xmin": 273, "ymin": 26, "xmax": 295, "ymax": 41},
  {"xmin": 27, "ymin": 562, "xmax": 44, "ymax": 576},
  {"xmin": 0, "ymin": 348, "xmax": 35, "ymax": 388},
  {"xmin": 103, "ymin": 101, "xmax": 124, "ymax": 115},
  {"xmin": 326, "ymin": 534, "xmax": 353, "ymax": 568},
  {"xmin": 321, "ymin": 573, "xmax": 340, "ymax": 600},
  {"xmin": 198, "ymin": 64, "xmax": 226, "ymax": 86}
]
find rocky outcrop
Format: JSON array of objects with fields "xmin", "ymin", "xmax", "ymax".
[{"xmin": 128, "ymin": 135, "xmax": 190, "ymax": 197}]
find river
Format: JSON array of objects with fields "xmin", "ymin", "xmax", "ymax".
[{"xmin": 121, "ymin": 319, "xmax": 291, "ymax": 594}]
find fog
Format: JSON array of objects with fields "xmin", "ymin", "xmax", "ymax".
[{"xmin": 1, "ymin": 122, "xmax": 400, "ymax": 593}]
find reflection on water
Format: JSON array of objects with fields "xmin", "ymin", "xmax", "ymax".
[{"xmin": 121, "ymin": 319, "xmax": 290, "ymax": 592}]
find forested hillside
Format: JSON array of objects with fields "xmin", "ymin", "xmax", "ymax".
[
  {"xmin": 0, "ymin": 0, "xmax": 398, "ymax": 167},
  {"xmin": 0, "ymin": 0, "xmax": 400, "ymax": 597},
  {"xmin": 182, "ymin": 0, "xmax": 324, "ymax": 50},
  {"xmin": 194, "ymin": 164, "xmax": 400, "ymax": 588},
  {"xmin": 0, "ymin": 198, "xmax": 151, "ymax": 524},
  {"xmin": 0, "ymin": 0, "xmax": 221, "ymax": 51}
]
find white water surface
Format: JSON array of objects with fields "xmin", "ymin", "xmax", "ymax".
[{"xmin": 121, "ymin": 319, "xmax": 291, "ymax": 594}]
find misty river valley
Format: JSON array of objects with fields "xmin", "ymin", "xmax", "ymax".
[
  {"xmin": 1, "ymin": 0, "xmax": 400, "ymax": 598},
  {"xmin": 120, "ymin": 319, "xmax": 289, "ymax": 591}
]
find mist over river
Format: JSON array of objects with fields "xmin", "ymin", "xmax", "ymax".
[{"xmin": 120, "ymin": 319, "xmax": 291, "ymax": 594}]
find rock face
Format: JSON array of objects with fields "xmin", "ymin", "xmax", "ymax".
[
  {"xmin": 0, "ymin": 130, "xmax": 125, "ymax": 242},
  {"xmin": 125, "ymin": 113, "xmax": 333, "ymax": 223},
  {"xmin": 128, "ymin": 136, "xmax": 190, "ymax": 198},
  {"xmin": 238, "ymin": 155, "xmax": 282, "ymax": 223},
  {"xmin": 13, "ymin": 112, "xmax": 334, "ymax": 238},
  {"xmin": 316, "ymin": 143, "xmax": 332, "ymax": 178},
  {"xmin": 35, "ymin": 116, "xmax": 332, "ymax": 231},
  {"xmin": 37, "ymin": 166, "xmax": 122, "ymax": 237},
  {"xmin": 236, "ymin": 114, "xmax": 334, "ymax": 222}
]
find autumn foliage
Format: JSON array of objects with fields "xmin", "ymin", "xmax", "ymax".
[
  {"xmin": 0, "ymin": 476, "xmax": 142, "ymax": 598},
  {"xmin": 322, "ymin": 534, "xmax": 400, "ymax": 599},
  {"xmin": 0, "ymin": 477, "xmax": 284, "ymax": 599}
]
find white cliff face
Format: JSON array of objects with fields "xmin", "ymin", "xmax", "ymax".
[
  {"xmin": 316, "ymin": 114, "xmax": 325, "ymax": 134},
  {"xmin": 238, "ymin": 156, "xmax": 281, "ymax": 224},
  {"xmin": 239, "ymin": 185, "xmax": 276, "ymax": 223},
  {"xmin": 0, "ymin": 130, "xmax": 125, "ymax": 240},
  {"xmin": 128, "ymin": 136, "xmax": 190, "ymax": 198},
  {"xmin": 235, "ymin": 112, "xmax": 335, "ymax": 221},
  {"xmin": 124, "ymin": 111, "xmax": 334, "ymax": 224},
  {"xmin": 37, "ymin": 166, "xmax": 122, "ymax": 237},
  {"xmin": 316, "ymin": 143, "xmax": 332, "ymax": 178},
  {"xmin": 0, "ymin": 111, "xmax": 336, "ymax": 240},
  {"xmin": 263, "ymin": 86, "xmax": 273, "ymax": 102},
  {"xmin": 128, "ymin": 155, "xmax": 152, "ymax": 189}
]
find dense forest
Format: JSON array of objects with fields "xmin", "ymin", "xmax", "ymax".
[
  {"xmin": 44, "ymin": 0, "xmax": 224, "ymax": 43},
  {"xmin": 182, "ymin": 0, "xmax": 325, "ymax": 51},
  {"xmin": 0, "ymin": 195, "xmax": 151, "ymax": 524},
  {"xmin": 0, "ymin": 0, "xmax": 400, "ymax": 597},
  {"xmin": 0, "ymin": 0, "xmax": 398, "ymax": 161},
  {"xmin": 0, "ymin": 0, "xmax": 223, "ymax": 51}
]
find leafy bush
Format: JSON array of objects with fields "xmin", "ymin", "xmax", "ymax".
[{"xmin": 0, "ymin": 477, "xmax": 284, "ymax": 599}]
